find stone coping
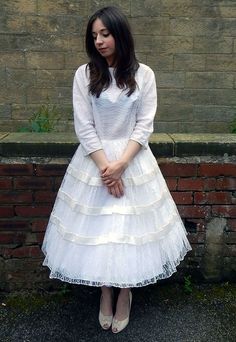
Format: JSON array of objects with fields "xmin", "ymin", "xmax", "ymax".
[{"xmin": 0, "ymin": 133, "xmax": 236, "ymax": 158}]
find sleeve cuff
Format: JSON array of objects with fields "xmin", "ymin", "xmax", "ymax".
[{"xmin": 129, "ymin": 138, "xmax": 148, "ymax": 149}]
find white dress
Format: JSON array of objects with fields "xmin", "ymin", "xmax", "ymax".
[{"xmin": 42, "ymin": 63, "xmax": 192, "ymax": 288}]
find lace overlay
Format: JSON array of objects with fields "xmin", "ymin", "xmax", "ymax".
[{"xmin": 42, "ymin": 245, "xmax": 189, "ymax": 288}]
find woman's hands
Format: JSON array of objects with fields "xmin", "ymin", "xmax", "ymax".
[
  {"xmin": 90, "ymin": 141, "xmax": 142, "ymax": 198},
  {"xmin": 89, "ymin": 150, "xmax": 126, "ymax": 198},
  {"xmin": 101, "ymin": 160, "xmax": 128, "ymax": 198},
  {"xmin": 101, "ymin": 160, "xmax": 128, "ymax": 186},
  {"xmin": 107, "ymin": 178, "xmax": 124, "ymax": 198}
]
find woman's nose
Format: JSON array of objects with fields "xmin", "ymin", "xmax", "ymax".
[{"xmin": 96, "ymin": 35, "xmax": 103, "ymax": 44}]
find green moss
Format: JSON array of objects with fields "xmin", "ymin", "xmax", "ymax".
[
  {"xmin": 194, "ymin": 282, "xmax": 236, "ymax": 300},
  {"xmin": 2, "ymin": 285, "xmax": 72, "ymax": 313},
  {"xmin": 5, "ymin": 293, "xmax": 48, "ymax": 312},
  {"xmin": 1, "ymin": 282, "xmax": 236, "ymax": 313},
  {"xmin": 148, "ymin": 281, "xmax": 236, "ymax": 307}
]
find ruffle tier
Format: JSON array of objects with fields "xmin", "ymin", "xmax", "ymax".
[{"xmin": 42, "ymin": 139, "xmax": 192, "ymax": 287}]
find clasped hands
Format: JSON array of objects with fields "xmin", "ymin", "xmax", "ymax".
[{"xmin": 100, "ymin": 160, "xmax": 127, "ymax": 198}]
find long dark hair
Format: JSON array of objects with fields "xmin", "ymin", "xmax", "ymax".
[{"xmin": 85, "ymin": 6, "xmax": 139, "ymax": 97}]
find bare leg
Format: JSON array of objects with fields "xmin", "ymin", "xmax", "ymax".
[
  {"xmin": 113, "ymin": 288, "xmax": 131, "ymax": 323},
  {"xmin": 100, "ymin": 286, "xmax": 113, "ymax": 316}
]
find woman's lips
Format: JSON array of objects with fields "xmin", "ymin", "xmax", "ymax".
[{"xmin": 98, "ymin": 48, "xmax": 107, "ymax": 52}]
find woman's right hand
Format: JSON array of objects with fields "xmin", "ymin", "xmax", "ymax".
[{"xmin": 107, "ymin": 178, "xmax": 124, "ymax": 198}]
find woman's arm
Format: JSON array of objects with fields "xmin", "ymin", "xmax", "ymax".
[
  {"xmin": 89, "ymin": 149, "xmax": 109, "ymax": 171},
  {"xmin": 73, "ymin": 65, "xmax": 103, "ymax": 156},
  {"xmin": 129, "ymin": 66, "xmax": 157, "ymax": 148}
]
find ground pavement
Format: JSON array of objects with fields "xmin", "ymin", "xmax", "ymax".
[{"xmin": 0, "ymin": 282, "xmax": 235, "ymax": 342}]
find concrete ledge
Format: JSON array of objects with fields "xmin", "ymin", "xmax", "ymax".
[
  {"xmin": 171, "ymin": 134, "xmax": 236, "ymax": 157},
  {"xmin": 0, "ymin": 133, "xmax": 78, "ymax": 158},
  {"xmin": 0, "ymin": 133, "xmax": 235, "ymax": 157}
]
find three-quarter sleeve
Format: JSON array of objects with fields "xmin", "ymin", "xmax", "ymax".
[
  {"xmin": 73, "ymin": 65, "xmax": 103, "ymax": 156},
  {"xmin": 130, "ymin": 67, "xmax": 157, "ymax": 148}
]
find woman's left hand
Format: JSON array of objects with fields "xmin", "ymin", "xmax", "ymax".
[
  {"xmin": 107, "ymin": 179, "xmax": 124, "ymax": 198},
  {"xmin": 101, "ymin": 160, "xmax": 127, "ymax": 186}
]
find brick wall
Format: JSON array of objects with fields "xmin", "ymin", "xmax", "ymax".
[
  {"xmin": 0, "ymin": 133, "xmax": 236, "ymax": 291},
  {"xmin": 0, "ymin": 0, "xmax": 236, "ymax": 133}
]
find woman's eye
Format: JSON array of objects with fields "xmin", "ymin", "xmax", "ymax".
[{"xmin": 92, "ymin": 32, "xmax": 110, "ymax": 40}]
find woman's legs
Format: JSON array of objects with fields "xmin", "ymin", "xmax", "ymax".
[
  {"xmin": 99, "ymin": 286, "xmax": 132, "ymax": 332},
  {"xmin": 112, "ymin": 288, "xmax": 132, "ymax": 333},
  {"xmin": 100, "ymin": 286, "xmax": 113, "ymax": 316},
  {"xmin": 113, "ymin": 288, "xmax": 131, "ymax": 320}
]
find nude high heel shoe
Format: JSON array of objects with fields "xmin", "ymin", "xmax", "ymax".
[
  {"xmin": 98, "ymin": 293, "xmax": 113, "ymax": 330},
  {"xmin": 112, "ymin": 291, "xmax": 132, "ymax": 334}
]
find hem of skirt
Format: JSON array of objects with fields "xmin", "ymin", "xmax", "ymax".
[{"xmin": 41, "ymin": 244, "xmax": 192, "ymax": 288}]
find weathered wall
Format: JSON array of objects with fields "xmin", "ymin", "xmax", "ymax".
[
  {"xmin": 0, "ymin": 133, "xmax": 236, "ymax": 291},
  {"xmin": 0, "ymin": 0, "xmax": 236, "ymax": 133}
]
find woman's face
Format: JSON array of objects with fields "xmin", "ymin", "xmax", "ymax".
[{"xmin": 92, "ymin": 18, "xmax": 116, "ymax": 66}]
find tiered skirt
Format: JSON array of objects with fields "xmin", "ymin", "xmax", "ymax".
[{"xmin": 42, "ymin": 139, "xmax": 192, "ymax": 287}]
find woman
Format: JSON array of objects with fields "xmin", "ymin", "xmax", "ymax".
[{"xmin": 42, "ymin": 6, "xmax": 192, "ymax": 334}]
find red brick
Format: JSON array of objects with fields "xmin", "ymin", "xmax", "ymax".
[
  {"xmin": 203, "ymin": 178, "xmax": 216, "ymax": 190},
  {"xmin": 194, "ymin": 192, "xmax": 232, "ymax": 205},
  {"xmin": 171, "ymin": 192, "xmax": 193, "ymax": 204},
  {"xmin": 227, "ymin": 219, "xmax": 236, "ymax": 232},
  {"xmin": 3, "ymin": 245, "xmax": 43, "ymax": 258},
  {"xmin": 198, "ymin": 164, "xmax": 236, "ymax": 177},
  {"xmin": 178, "ymin": 205, "xmax": 211, "ymax": 218},
  {"xmin": 0, "ymin": 232, "xmax": 26, "ymax": 244},
  {"xmin": 34, "ymin": 191, "xmax": 56, "ymax": 203},
  {"xmin": 178, "ymin": 178, "xmax": 204, "ymax": 191},
  {"xmin": 0, "ymin": 192, "xmax": 33, "ymax": 204},
  {"xmin": 0, "ymin": 178, "xmax": 12, "ymax": 190},
  {"xmin": 0, "ymin": 221, "xmax": 30, "ymax": 231},
  {"xmin": 0, "ymin": 164, "xmax": 33, "ymax": 176},
  {"xmin": 212, "ymin": 205, "xmax": 236, "ymax": 218},
  {"xmin": 36, "ymin": 232, "xmax": 45, "ymax": 243},
  {"xmin": 35, "ymin": 164, "xmax": 67, "ymax": 176},
  {"xmin": 159, "ymin": 163, "xmax": 197, "ymax": 177},
  {"xmin": 0, "ymin": 206, "xmax": 14, "ymax": 217},
  {"xmin": 188, "ymin": 232, "xmax": 205, "ymax": 244},
  {"xmin": 54, "ymin": 177, "xmax": 63, "ymax": 190},
  {"xmin": 15, "ymin": 205, "xmax": 52, "ymax": 217},
  {"xmin": 31, "ymin": 220, "xmax": 48, "ymax": 232},
  {"xmin": 216, "ymin": 178, "xmax": 236, "ymax": 190},
  {"xmin": 165, "ymin": 178, "xmax": 177, "ymax": 191},
  {"xmin": 185, "ymin": 219, "xmax": 206, "ymax": 232},
  {"xmin": 14, "ymin": 177, "xmax": 53, "ymax": 190}
]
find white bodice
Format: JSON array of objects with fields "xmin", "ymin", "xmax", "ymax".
[
  {"xmin": 91, "ymin": 68, "xmax": 140, "ymax": 140},
  {"xmin": 73, "ymin": 63, "xmax": 157, "ymax": 156}
]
